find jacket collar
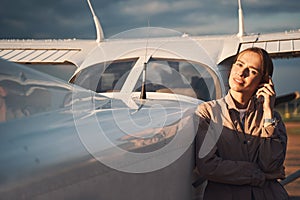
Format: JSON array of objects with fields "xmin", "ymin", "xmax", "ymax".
[{"xmin": 224, "ymin": 90, "xmax": 257, "ymax": 113}]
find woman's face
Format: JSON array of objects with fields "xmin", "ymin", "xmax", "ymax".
[{"xmin": 229, "ymin": 51, "xmax": 264, "ymax": 96}]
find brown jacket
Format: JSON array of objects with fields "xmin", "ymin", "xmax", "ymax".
[{"xmin": 195, "ymin": 91, "xmax": 288, "ymax": 200}]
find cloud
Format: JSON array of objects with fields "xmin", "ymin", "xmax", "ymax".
[
  {"xmin": 0, "ymin": 0, "xmax": 299, "ymax": 39},
  {"xmin": 121, "ymin": 1, "xmax": 169, "ymax": 16},
  {"xmin": 120, "ymin": 0, "xmax": 200, "ymax": 16}
]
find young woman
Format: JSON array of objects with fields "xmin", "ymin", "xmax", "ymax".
[{"xmin": 195, "ymin": 47, "xmax": 288, "ymax": 200}]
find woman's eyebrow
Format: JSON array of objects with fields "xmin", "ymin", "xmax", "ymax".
[
  {"xmin": 236, "ymin": 59, "xmax": 244, "ymax": 64},
  {"xmin": 236, "ymin": 59, "xmax": 262, "ymax": 72},
  {"xmin": 248, "ymin": 65, "xmax": 261, "ymax": 73}
]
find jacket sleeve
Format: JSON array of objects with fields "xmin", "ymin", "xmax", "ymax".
[
  {"xmin": 195, "ymin": 104, "xmax": 265, "ymax": 186},
  {"xmin": 258, "ymin": 112, "xmax": 287, "ymax": 176}
]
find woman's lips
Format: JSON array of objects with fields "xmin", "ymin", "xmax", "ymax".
[{"xmin": 233, "ymin": 77, "xmax": 244, "ymax": 84}]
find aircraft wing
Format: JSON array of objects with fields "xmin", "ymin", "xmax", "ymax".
[
  {"xmin": 192, "ymin": 30, "xmax": 300, "ymax": 65},
  {"xmin": 0, "ymin": 39, "xmax": 97, "ymax": 67},
  {"xmin": 239, "ymin": 31, "xmax": 300, "ymax": 58},
  {"xmin": 1, "ymin": 30, "xmax": 300, "ymax": 68}
]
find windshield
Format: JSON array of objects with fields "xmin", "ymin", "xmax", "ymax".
[
  {"xmin": 71, "ymin": 59, "xmax": 137, "ymax": 92},
  {"xmin": 134, "ymin": 58, "xmax": 216, "ymax": 101},
  {"xmin": 71, "ymin": 58, "xmax": 218, "ymax": 101}
]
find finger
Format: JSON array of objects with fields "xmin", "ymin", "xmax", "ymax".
[
  {"xmin": 259, "ymin": 87, "xmax": 275, "ymax": 97},
  {"xmin": 256, "ymin": 87, "xmax": 275, "ymax": 99},
  {"xmin": 269, "ymin": 76, "xmax": 273, "ymax": 85},
  {"xmin": 256, "ymin": 90, "xmax": 266, "ymax": 99},
  {"xmin": 258, "ymin": 83, "xmax": 275, "ymax": 95},
  {"xmin": 263, "ymin": 88, "xmax": 275, "ymax": 97},
  {"xmin": 263, "ymin": 84, "xmax": 276, "ymax": 95}
]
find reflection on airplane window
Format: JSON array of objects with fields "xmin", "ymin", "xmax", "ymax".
[
  {"xmin": 25, "ymin": 64, "xmax": 77, "ymax": 82},
  {"xmin": 134, "ymin": 58, "xmax": 216, "ymax": 101},
  {"xmin": 0, "ymin": 61, "xmax": 73, "ymax": 123},
  {"xmin": 71, "ymin": 59, "xmax": 137, "ymax": 92}
]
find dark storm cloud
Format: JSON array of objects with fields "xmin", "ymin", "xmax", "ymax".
[
  {"xmin": 244, "ymin": 0, "xmax": 300, "ymax": 14},
  {"xmin": 239, "ymin": 0, "xmax": 300, "ymax": 33},
  {"xmin": 0, "ymin": 0, "xmax": 299, "ymax": 39},
  {"xmin": 106, "ymin": 0, "xmax": 238, "ymax": 36},
  {"xmin": 0, "ymin": 0, "xmax": 89, "ymax": 38}
]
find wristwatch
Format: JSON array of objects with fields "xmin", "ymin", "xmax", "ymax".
[{"xmin": 263, "ymin": 118, "xmax": 278, "ymax": 127}]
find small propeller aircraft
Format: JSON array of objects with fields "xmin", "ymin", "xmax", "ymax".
[{"xmin": 0, "ymin": 0, "xmax": 299, "ymax": 199}]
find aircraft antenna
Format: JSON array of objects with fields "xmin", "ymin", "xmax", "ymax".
[
  {"xmin": 87, "ymin": 0, "xmax": 104, "ymax": 42},
  {"xmin": 140, "ymin": 19, "xmax": 151, "ymax": 100},
  {"xmin": 140, "ymin": 62, "xmax": 147, "ymax": 99},
  {"xmin": 237, "ymin": 0, "xmax": 245, "ymax": 37}
]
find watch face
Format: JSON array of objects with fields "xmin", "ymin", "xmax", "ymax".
[
  {"xmin": 264, "ymin": 118, "xmax": 278, "ymax": 127},
  {"xmin": 264, "ymin": 118, "xmax": 273, "ymax": 123}
]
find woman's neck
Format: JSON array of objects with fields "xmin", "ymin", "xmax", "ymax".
[{"xmin": 229, "ymin": 90, "xmax": 251, "ymax": 109}]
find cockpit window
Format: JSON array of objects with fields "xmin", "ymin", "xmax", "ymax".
[
  {"xmin": 134, "ymin": 58, "xmax": 216, "ymax": 101},
  {"xmin": 71, "ymin": 59, "xmax": 137, "ymax": 92},
  {"xmin": 71, "ymin": 58, "xmax": 219, "ymax": 101}
]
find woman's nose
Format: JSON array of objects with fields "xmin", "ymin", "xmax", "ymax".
[{"xmin": 236, "ymin": 67, "xmax": 249, "ymax": 77}]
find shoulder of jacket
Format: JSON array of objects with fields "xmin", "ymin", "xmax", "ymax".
[{"xmin": 196, "ymin": 99, "xmax": 222, "ymax": 117}]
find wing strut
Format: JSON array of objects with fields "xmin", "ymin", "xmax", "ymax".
[
  {"xmin": 237, "ymin": 0, "xmax": 245, "ymax": 37},
  {"xmin": 140, "ymin": 21, "xmax": 150, "ymax": 100},
  {"xmin": 87, "ymin": 0, "xmax": 104, "ymax": 42}
]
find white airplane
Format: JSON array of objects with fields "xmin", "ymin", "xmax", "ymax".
[{"xmin": 0, "ymin": 0, "xmax": 299, "ymax": 199}]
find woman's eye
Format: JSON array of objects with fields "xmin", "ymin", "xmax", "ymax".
[
  {"xmin": 235, "ymin": 63, "xmax": 243, "ymax": 67},
  {"xmin": 250, "ymin": 69, "xmax": 257, "ymax": 75}
]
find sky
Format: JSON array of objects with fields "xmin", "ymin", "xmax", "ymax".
[
  {"xmin": 0, "ymin": 0, "xmax": 300, "ymax": 95},
  {"xmin": 1, "ymin": 0, "xmax": 300, "ymax": 39}
]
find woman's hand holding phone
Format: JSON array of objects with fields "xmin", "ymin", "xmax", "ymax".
[{"xmin": 256, "ymin": 76, "xmax": 276, "ymax": 119}]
